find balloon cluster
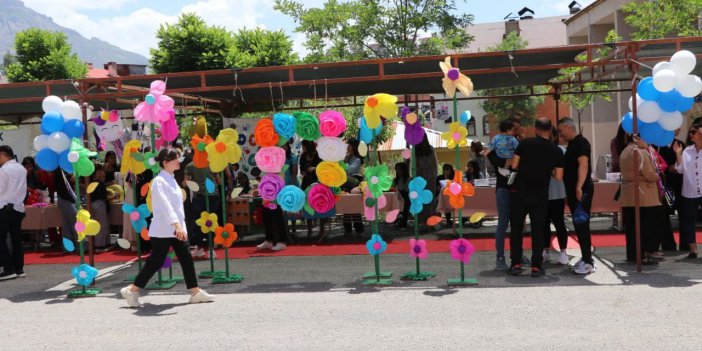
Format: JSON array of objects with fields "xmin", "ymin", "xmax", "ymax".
[
  {"xmin": 622, "ymin": 50, "xmax": 701, "ymax": 146},
  {"xmin": 34, "ymin": 96, "xmax": 85, "ymax": 172}
]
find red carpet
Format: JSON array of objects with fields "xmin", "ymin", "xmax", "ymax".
[{"xmin": 23, "ymin": 232, "xmax": 700, "ymax": 265}]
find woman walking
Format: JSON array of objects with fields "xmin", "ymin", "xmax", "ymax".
[{"xmin": 674, "ymin": 120, "xmax": 702, "ymax": 258}]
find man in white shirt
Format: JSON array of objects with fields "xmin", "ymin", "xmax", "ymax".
[{"xmin": 0, "ymin": 145, "xmax": 27, "ymax": 280}]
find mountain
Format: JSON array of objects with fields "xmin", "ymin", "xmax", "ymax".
[{"xmin": 0, "ymin": 0, "xmax": 148, "ymax": 67}]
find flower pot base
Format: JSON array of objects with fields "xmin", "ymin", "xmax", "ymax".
[
  {"xmin": 447, "ymin": 278, "xmax": 478, "ymax": 286},
  {"xmin": 362, "ymin": 278, "xmax": 393, "ymax": 285},
  {"xmin": 400, "ymin": 271, "xmax": 436, "ymax": 281},
  {"xmin": 212, "ymin": 274, "xmax": 243, "ymax": 284},
  {"xmin": 198, "ymin": 270, "xmax": 226, "ymax": 279},
  {"xmin": 68, "ymin": 287, "xmax": 102, "ymax": 298},
  {"xmin": 362, "ymin": 271, "xmax": 392, "ymax": 279}
]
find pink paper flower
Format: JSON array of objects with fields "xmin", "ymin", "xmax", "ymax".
[
  {"xmin": 319, "ymin": 110, "xmax": 347, "ymax": 137},
  {"xmin": 134, "ymin": 80, "xmax": 175, "ymax": 123},
  {"xmin": 259, "ymin": 174, "xmax": 285, "ymax": 201},
  {"xmin": 449, "ymin": 238, "xmax": 475, "ymax": 264},
  {"xmin": 307, "ymin": 183, "xmax": 336, "ymax": 213},
  {"xmin": 254, "ymin": 146, "xmax": 286, "ymax": 173},
  {"xmin": 363, "ymin": 185, "xmax": 386, "ymax": 221},
  {"xmin": 409, "ymin": 239, "xmax": 428, "ymax": 259}
]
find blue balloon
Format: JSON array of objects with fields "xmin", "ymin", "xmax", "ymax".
[
  {"xmin": 358, "ymin": 117, "xmax": 382, "ymax": 144},
  {"xmin": 41, "ymin": 111, "xmax": 64, "ymax": 134},
  {"xmin": 621, "ymin": 112, "xmax": 641, "ymax": 134},
  {"xmin": 657, "ymin": 89, "xmax": 683, "ymax": 113},
  {"xmin": 638, "ymin": 77, "xmax": 660, "ymax": 101},
  {"xmin": 678, "ymin": 95, "xmax": 695, "ymax": 113},
  {"xmin": 36, "ymin": 148, "xmax": 59, "ymax": 171},
  {"xmin": 655, "ymin": 129, "xmax": 675, "ymax": 147},
  {"xmin": 62, "ymin": 119, "xmax": 85, "ymax": 139},
  {"xmin": 58, "ymin": 150, "xmax": 73, "ymax": 173},
  {"xmin": 40, "ymin": 124, "xmax": 50, "ymax": 135},
  {"xmin": 640, "ymin": 121, "xmax": 674, "ymax": 147}
]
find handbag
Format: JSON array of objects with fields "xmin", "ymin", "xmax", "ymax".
[{"xmin": 648, "ymin": 148, "xmax": 675, "ymax": 209}]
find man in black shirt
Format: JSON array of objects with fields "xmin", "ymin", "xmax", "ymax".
[
  {"xmin": 508, "ymin": 118, "xmax": 564, "ymax": 277},
  {"xmin": 557, "ymin": 117, "xmax": 595, "ymax": 275}
]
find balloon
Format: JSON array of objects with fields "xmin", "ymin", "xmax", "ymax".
[
  {"xmin": 62, "ymin": 119, "xmax": 85, "ymax": 139},
  {"xmin": 670, "ymin": 50, "xmax": 696, "ymax": 76},
  {"xmin": 58, "ymin": 150, "xmax": 73, "ymax": 173},
  {"xmin": 47, "ymin": 132, "xmax": 70, "ymax": 153},
  {"xmin": 627, "ymin": 94, "xmax": 643, "ymax": 111},
  {"xmin": 655, "ymin": 130, "xmax": 675, "ymax": 147},
  {"xmin": 657, "ymin": 89, "xmax": 683, "ymax": 113},
  {"xmin": 36, "ymin": 149, "xmax": 59, "ymax": 171},
  {"xmin": 60, "ymin": 100, "xmax": 82, "ymax": 120},
  {"xmin": 42, "ymin": 95, "xmax": 63, "ymax": 113},
  {"xmin": 658, "ymin": 111, "xmax": 683, "ymax": 131},
  {"xmin": 41, "ymin": 111, "xmax": 64, "ymax": 134},
  {"xmin": 637, "ymin": 77, "xmax": 660, "ymax": 101},
  {"xmin": 640, "ymin": 121, "xmax": 674, "ymax": 147},
  {"xmin": 676, "ymin": 75, "xmax": 702, "ymax": 98},
  {"xmin": 653, "ymin": 69, "xmax": 677, "ymax": 92},
  {"xmin": 621, "ymin": 112, "xmax": 642, "ymax": 134},
  {"xmin": 652, "ymin": 62, "xmax": 672, "ymax": 76},
  {"xmin": 677, "ymin": 95, "xmax": 694, "ymax": 113},
  {"xmin": 33, "ymin": 135, "xmax": 48, "ymax": 151},
  {"xmin": 637, "ymin": 101, "xmax": 662, "ymax": 123}
]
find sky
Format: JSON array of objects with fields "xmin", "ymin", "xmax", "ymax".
[{"xmin": 21, "ymin": 0, "xmax": 595, "ymax": 59}]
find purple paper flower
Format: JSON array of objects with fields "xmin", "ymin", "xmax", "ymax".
[
  {"xmin": 259, "ymin": 173, "xmax": 285, "ymax": 201},
  {"xmin": 401, "ymin": 106, "xmax": 426, "ymax": 145}
]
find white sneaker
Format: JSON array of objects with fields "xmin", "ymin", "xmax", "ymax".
[
  {"xmin": 256, "ymin": 241, "xmax": 273, "ymax": 250},
  {"xmin": 498, "ymin": 167, "xmax": 510, "ymax": 177},
  {"xmin": 189, "ymin": 289, "xmax": 215, "ymax": 304},
  {"xmin": 573, "ymin": 261, "xmax": 595, "ymax": 275},
  {"xmin": 120, "ymin": 286, "xmax": 141, "ymax": 308},
  {"xmin": 558, "ymin": 252, "xmax": 569, "ymax": 265},
  {"xmin": 271, "ymin": 242, "xmax": 287, "ymax": 251},
  {"xmin": 542, "ymin": 249, "xmax": 551, "ymax": 263}
]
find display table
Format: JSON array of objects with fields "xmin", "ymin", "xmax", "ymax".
[{"xmin": 22, "ymin": 203, "xmax": 124, "ymax": 231}]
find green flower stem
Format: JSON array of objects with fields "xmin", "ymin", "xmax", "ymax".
[
  {"xmin": 411, "ymin": 146, "xmax": 421, "ymax": 275},
  {"xmin": 133, "ymin": 174, "xmax": 142, "ymax": 271},
  {"xmin": 453, "ymin": 94, "xmax": 465, "ymax": 281},
  {"xmin": 204, "ymin": 169, "xmax": 214, "ymax": 272},
  {"xmin": 220, "ymin": 171, "xmax": 229, "ymax": 276}
]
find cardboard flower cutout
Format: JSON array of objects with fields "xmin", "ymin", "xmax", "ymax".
[
  {"xmin": 206, "ymin": 128, "xmax": 242, "ymax": 173},
  {"xmin": 121, "ymin": 140, "xmax": 146, "ymax": 175},
  {"xmin": 409, "ymin": 239, "xmax": 428, "ymax": 259},
  {"xmin": 143, "ymin": 150, "xmax": 160, "ymax": 174},
  {"xmin": 408, "ymin": 177, "xmax": 433, "ymax": 215},
  {"xmin": 190, "ymin": 135, "xmax": 214, "ymax": 169},
  {"xmin": 441, "ymin": 122, "xmax": 468, "ymax": 149},
  {"xmin": 195, "ymin": 212, "xmax": 219, "ymax": 234},
  {"xmin": 366, "ymin": 234, "xmax": 387, "ymax": 255},
  {"xmin": 364, "ymin": 165, "xmax": 393, "ymax": 198},
  {"xmin": 401, "ymin": 106, "xmax": 426, "ymax": 146},
  {"xmin": 75, "ymin": 209, "xmax": 100, "ymax": 242},
  {"xmin": 67, "ymin": 138, "xmax": 98, "ymax": 177},
  {"xmin": 450, "ymin": 238, "xmax": 475, "ymax": 264},
  {"xmin": 363, "ymin": 93, "xmax": 398, "ymax": 129},
  {"xmin": 122, "ymin": 203, "xmax": 151, "ymax": 233},
  {"xmin": 439, "ymin": 57, "xmax": 474, "ymax": 98},
  {"xmin": 134, "ymin": 80, "xmax": 175, "ymax": 123},
  {"xmin": 443, "ymin": 171, "xmax": 475, "ymax": 209},
  {"xmin": 214, "ymin": 223, "xmax": 238, "ymax": 247},
  {"xmin": 71, "ymin": 264, "xmax": 98, "ymax": 287}
]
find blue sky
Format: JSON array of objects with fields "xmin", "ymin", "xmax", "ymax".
[{"xmin": 21, "ymin": 0, "xmax": 594, "ymax": 58}]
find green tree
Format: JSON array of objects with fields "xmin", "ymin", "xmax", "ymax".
[
  {"xmin": 230, "ymin": 28, "xmax": 299, "ymax": 68},
  {"xmin": 622, "ymin": 0, "xmax": 702, "ymax": 40},
  {"xmin": 4, "ymin": 28, "xmax": 86, "ymax": 82},
  {"xmin": 275, "ymin": 0, "xmax": 474, "ymax": 63}
]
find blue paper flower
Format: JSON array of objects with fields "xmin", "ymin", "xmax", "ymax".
[
  {"xmin": 276, "ymin": 185, "xmax": 306, "ymax": 212},
  {"xmin": 408, "ymin": 177, "xmax": 433, "ymax": 215},
  {"xmin": 71, "ymin": 264, "xmax": 98, "ymax": 286},
  {"xmin": 273, "ymin": 113, "xmax": 296, "ymax": 140},
  {"xmin": 366, "ymin": 234, "xmax": 387, "ymax": 255},
  {"xmin": 206, "ymin": 177, "xmax": 216, "ymax": 194},
  {"xmin": 122, "ymin": 203, "xmax": 151, "ymax": 233},
  {"xmin": 359, "ymin": 116, "xmax": 382, "ymax": 144}
]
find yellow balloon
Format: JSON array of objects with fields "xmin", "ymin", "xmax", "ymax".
[
  {"xmin": 76, "ymin": 209, "xmax": 91, "ymax": 223},
  {"xmin": 85, "ymin": 220, "xmax": 101, "ymax": 236}
]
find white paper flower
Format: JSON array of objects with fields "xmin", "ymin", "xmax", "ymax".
[{"xmin": 317, "ymin": 137, "xmax": 347, "ymax": 162}]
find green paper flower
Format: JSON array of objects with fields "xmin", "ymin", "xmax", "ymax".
[
  {"xmin": 143, "ymin": 151, "xmax": 160, "ymax": 174},
  {"xmin": 68, "ymin": 138, "xmax": 97, "ymax": 177},
  {"xmin": 364, "ymin": 165, "xmax": 392, "ymax": 198},
  {"xmin": 294, "ymin": 111, "xmax": 321, "ymax": 141}
]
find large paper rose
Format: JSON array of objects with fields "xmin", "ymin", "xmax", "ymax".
[
  {"xmin": 254, "ymin": 146, "xmax": 286, "ymax": 173},
  {"xmin": 316, "ymin": 161, "xmax": 347, "ymax": 188},
  {"xmin": 259, "ymin": 173, "xmax": 285, "ymax": 201},
  {"xmin": 307, "ymin": 183, "xmax": 336, "ymax": 213},
  {"xmin": 273, "ymin": 113, "xmax": 296, "ymax": 140},
  {"xmin": 294, "ymin": 111, "xmax": 321, "ymax": 141},
  {"xmin": 277, "ymin": 185, "xmax": 305, "ymax": 212},
  {"xmin": 254, "ymin": 118, "xmax": 280, "ymax": 147},
  {"xmin": 319, "ymin": 110, "xmax": 347, "ymax": 137},
  {"xmin": 316, "ymin": 137, "xmax": 348, "ymax": 162}
]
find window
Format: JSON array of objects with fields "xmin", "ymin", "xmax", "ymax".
[
  {"xmin": 482, "ymin": 116, "xmax": 491, "ymax": 135},
  {"xmin": 466, "ymin": 118, "xmax": 476, "ymax": 136}
]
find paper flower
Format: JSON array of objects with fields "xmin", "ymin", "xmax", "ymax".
[
  {"xmin": 259, "ymin": 173, "xmax": 285, "ymax": 201},
  {"xmin": 443, "ymin": 171, "xmax": 474, "ymax": 209},
  {"xmin": 294, "ymin": 111, "xmax": 321, "ymax": 141},
  {"xmin": 363, "ymin": 93, "xmax": 397, "ymax": 129},
  {"xmin": 408, "ymin": 176, "xmax": 433, "ymax": 215},
  {"xmin": 134, "ymin": 80, "xmax": 175, "ymax": 123},
  {"xmin": 66, "ymin": 138, "xmax": 97, "ymax": 177},
  {"xmin": 449, "ymin": 238, "xmax": 475, "ymax": 264},
  {"xmin": 254, "ymin": 118, "xmax": 280, "ymax": 148},
  {"xmin": 359, "ymin": 116, "xmax": 383, "ymax": 144},
  {"xmin": 71, "ymin": 264, "xmax": 98, "ymax": 287},
  {"xmin": 122, "ymin": 203, "xmax": 151, "ymax": 233},
  {"xmin": 74, "ymin": 209, "xmax": 100, "ymax": 242},
  {"xmin": 276, "ymin": 185, "xmax": 306, "ymax": 212},
  {"xmin": 410, "ymin": 239, "xmax": 428, "ymax": 259},
  {"xmin": 273, "ymin": 113, "xmax": 296, "ymax": 140},
  {"xmin": 401, "ymin": 106, "xmax": 426, "ymax": 146},
  {"xmin": 364, "ymin": 165, "xmax": 393, "ymax": 198},
  {"xmin": 366, "ymin": 234, "xmax": 387, "ymax": 255},
  {"xmin": 195, "ymin": 211, "xmax": 218, "ymax": 234},
  {"xmin": 190, "ymin": 135, "xmax": 214, "ymax": 169},
  {"xmin": 319, "ymin": 110, "xmax": 347, "ymax": 137},
  {"xmin": 441, "ymin": 122, "xmax": 468, "ymax": 149},
  {"xmin": 317, "ymin": 137, "xmax": 348, "ymax": 162},
  {"xmin": 439, "ymin": 57, "xmax": 474, "ymax": 98},
  {"xmin": 162, "ymin": 253, "xmax": 173, "ymax": 269},
  {"xmin": 143, "ymin": 150, "xmax": 160, "ymax": 174},
  {"xmin": 255, "ymin": 146, "xmax": 286, "ymax": 173},
  {"xmin": 160, "ymin": 109, "xmax": 179, "ymax": 142},
  {"xmin": 363, "ymin": 185, "xmax": 386, "ymax": 221},
  {"xmin": 316, "ymin": 161, "xmax": 347, "ymax": 188},
  {"xmin": 214, "ymin": 223, "xmax": 238, "ymax": 248},
  {"xmin": 91, "ymin": 109, "xmax": 118, "ymax": 126},
  {"xmin": 206, "ymin": 128, "xmax": 242, "ymax": 173},
  {"xmin": 306, "ymin": 183, "xmax": 336, "ymax": 214},
  {"xmin": 121, "ymin": 140, "xmax": 146, "ymax": 175}
]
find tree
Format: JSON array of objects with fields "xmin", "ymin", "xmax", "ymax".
[
  {"xmin": 622, "ymin": 0, "xmax": 702, "ymax": 40},
  {"xmin": 230, "ymin": 28, "xmax": 299, "ymax": 68},
  {"xmin": 3, "ymin": 28, "xmax": 86, "ymax": 82},
  {"xmin": 274, "ymin": 0, "xmax": 474, "ymax": 63}
]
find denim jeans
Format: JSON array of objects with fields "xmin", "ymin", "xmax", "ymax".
[{"xmin": 495, "ymin": 187, "xmax": 511, "ymax": 259}]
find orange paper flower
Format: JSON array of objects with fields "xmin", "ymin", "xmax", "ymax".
[
  {"xmin": 254, "ymin": 118, "xmax": 280, "ymax": 147},
  {"xmin": 214, "ymin": 223, "xmax": 238, "ymax": 248},
  {"xmin": 442, "ymin": 171, "xmax": 474, "ymax": 209},
  {"xmin": 190, "ymin": 134, "xmax": 214, "ymax": 169}
]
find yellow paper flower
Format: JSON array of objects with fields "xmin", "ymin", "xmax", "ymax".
[
  {"xmin": 74, "ymin": 209, "xmax": 100, "ymax": 242},
  {"xmin": 120, "ymin": 140, "xmax": 146, "ymax": 175},
  {"xmin": 439, "ymin": 56, "xmax": 474, "ymax": 98},
  {"xmin": 206, "ymin": 128, "xmax": 242, "ymax": 173},
  {"xmin": 316, "ymin": 161, "xmax": 348, "ymax": 188},
  {"xmin": 363, "ymin": 93, "xmax": 398, "ymax": 129},
  {"xmin": 195, "ymin": 212, "xmax": 219, "ymax": 234},
  {"xmin": 441, "ymin": 122, "xmax": 468, "ymax": 149}
]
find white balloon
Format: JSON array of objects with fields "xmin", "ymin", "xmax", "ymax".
[
  {"xmin": 652, "ymin": 62, "xmax": 672, "ymax": 76},
  {"xmin": 676, "ymin": 75, "xmax": 702, "ymax": 98},
  {"xmin": 60, "ymin": 100, "xmax": 82, "ymax": 120},
  {"xmin": 42, "ymin": 96, "xmax": 63, "ymax": 113},
  {"xmin": 670, "ymin": 50, "xmax": 696, "ymax": 76},
  {"xmin": 653, "ymin": 69, "xmax": 677, "ymax": 92},
  {"xmin": 628, "ymin": 94, "xmax": 643, "ymax": 111},
  {"xmin": 47, "ymin": 132, "xmax": 71, "ymax": 152},
  {"xmin": 33, "ymin": 135, "xmax": 48, "ymax": 151},
  {"xmin": 658, "ymin": 111, "xmax": 684, "ymax": 131},
  {"xmin": 638, "ymin": 101, "xmax": 663, "ymax": 123}
]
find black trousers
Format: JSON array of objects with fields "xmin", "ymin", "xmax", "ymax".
[
  {"xmin": 566, "ymin": 182, "xmax": 594, "ymax": 265},
  {"xmin": 656, "ymin": 205, "xmax": 676, "ymax": 250},
  {"xmin": 545, "ymin": 198, "xmax": 568, "ymax": 251},
  {"xmin": 343, "ymin": 214, "xmax": 364, "ymax": 234},
  {"xmin": 0, "ymin": 207, "xmax": 25, "ymax": 274},
  {"xmin": 678, "ymin": 195, "xmax": 702, "ymax": 248},
  {"xmin": 623, "ymin": 206, "xmax": 661, "ymax": 261},
  {"xmin": 262, "ymin": 206, "xmax": 287, "ymax": 244},
  {"xmin": 134, "ymin": 237, "xmax": 198, "ymax": 289},
  {"xmin": 397, "ymin": 190, "xmax": 410, "ymax": 228},
  {"xmin": 189, "ymin": 194, "xmax": 221, "ymax": 248},
  {"xmin": 510, "ymin": 192, "xmax": 548, "ymax": 268}
]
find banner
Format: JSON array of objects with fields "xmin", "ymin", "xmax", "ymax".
[{"xmin": 0, "ymin": 127, "xmax": 32, "ymax": 162}]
